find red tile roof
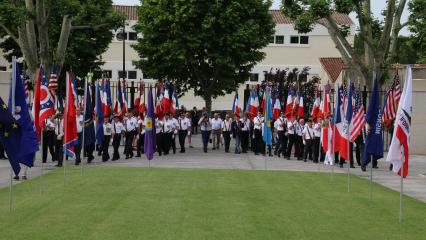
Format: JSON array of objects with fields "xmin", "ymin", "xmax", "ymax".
[
  {"xmin": 319, "ymin": 57, "xmax": 347, "ymax": 83},
  {"xmin": 113, "ymin": 5, "xmax": 353, "ymax": 25}
]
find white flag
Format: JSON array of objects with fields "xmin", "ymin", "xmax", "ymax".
[{"xmin": 386, "ymin": 66, "xmax": 412, "ymax": 178}]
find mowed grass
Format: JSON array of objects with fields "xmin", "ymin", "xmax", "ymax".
[{"xmin": 0, "ymin": 167, "xmax": 425, "ymax": 240}]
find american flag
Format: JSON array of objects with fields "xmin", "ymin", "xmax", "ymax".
[
  {"xmin": 23, "ymin": 74, "xmax": 30, "ymax": 104},
  {"xmin": 350, "ymin": 87, "xmax": 365, "ymax": 142},
  {"xmin": 382, "ymin": 74, "xmax": 401, "ymax": 123},
  {"xmin": 48, "ymin": 64, "xmax": 58, "ymax": 91}
]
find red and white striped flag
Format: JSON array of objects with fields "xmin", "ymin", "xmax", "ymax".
[
  {"xmin": 350, "ymin": 87, "xmax": 366, "ymax": 142},
  {"xmin": 382, "ymin": 74, "xmax": 401, "ymax": 125},
  {"xmin": 48, "ymin": 64, "xmax": 58, "ymax": 91}
]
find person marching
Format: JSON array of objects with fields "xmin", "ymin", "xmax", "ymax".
[
  {"xmin": 302, "ymin": 118, "xmax": 314, "ymax": 162},
  {"xmin": 54, "ymin": 113, "xmax": 64, "ymax": 167},
  {"xmin": 112, "ymin": 115, "xmax": 124, "ymax": 161},
  {"xmin": 177, "ymin": 111, "xmax": 191, "ymax": 153},
  {"xmin": 274, "ymin": 112, "xmax": 287, "ymax": 158},
  {"xmin": 198, "ymin": 112, "xmax": 212, "ymax": 153},
  {"xmin": 221, "ymin": 113, "xmax": 232, "ymax": 153},
  {"xmin": 162, "ymin": 113, "xmax": 175, "ymax": 155},
  {"xmin": 231, "ymin": 114, "xmax": 243, "ymax": 154},
  {"xmin": 171, "ymin": 114, "xmax": 178, "ymax": 154},
  {"xmin": 136, "ymin": 116, "xmax": 145, "ymax": 157},
  {"xmin": 42, "ymin": 114, "xmax": 56, "ymax": 163},
  {"xmin": 185, "ymin": 112, "xmax": 194, "ymax": 148},
  {"xmin": 253, "ymin": 111, "xmax": 263, "ymax": 155},
  {"xmin": 191, "ymin": 107, "xmax": 199, "ymax": 135},
  {"xmin": 156, "ymin": 117, "xmax": 164, "ymax": 156},
  {"xmin": 286, "ymin": 117, "xmax": 297, "ymax": 160},
  {"xmin": 102, "ymin": 117, "xmax": 113, "ymax": 162},
  {"xmin": 240, "ymin": 113, "xmax": 250, "ymax": 153},
  {"xmin": 75, "ymin": 107, "xmax": 84, "ymax": 165},
  {"xmin": 296, "ymin": 118, "xmax": 305, "ymax": 160},
  {"xmin": 313, "ymin": 117, "xmax": 322, "ymax": 163},
  {"xmin": 124, "ymin": 111, "xmax": 137, "ymax": 159},
  {"xmin": 211, "ymin": 113, "xmax": 222, "ymax": 150}
]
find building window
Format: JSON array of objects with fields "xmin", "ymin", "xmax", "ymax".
[
  {"xmin": 118, "ymin": 70, "xmax": 127, "ymax": 79},
  {"xmin": 103, "ymin": 70, "xmax": 112, "ymax": 78},
  {"xmin": 128, "ymin": 32, "xmax": 138, "ymax": 41},
  {"xmin": 0, "ymin": 66, "xmax": 6, "ymax": 71},
  {"xmin": 116, "ymin": 32, "xmax": 126, "ymax": 41},
  {"xmin": 290, "ymin": 36, "xmax": 299, "ymax": 44},
  {"xmin": 249, "ymin": 73, "xmax": 259, "ymax": 82},
  {"xmin": 128, "ymin": 70, "xmax": 137, "ymax": 79},
  {"xmin": 300, "ymin": 36, "xmax": 309, "ymax": 44},
  {"xmin": 268, "ymin": 36, "xmax": 275, "ymax": 44},
  {"xmin": 275, "ymin": 35, "xmax": 284, "ymax": 44}
]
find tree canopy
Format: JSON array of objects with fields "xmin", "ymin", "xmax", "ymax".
[
  {"xmin": 0, "ymin": 0, "xmax": 124, "ymax": 88},
  {"xmin": 408, "ymin": 0, "xmax": 426, "ymax": 63},
  {"xmin": 282, "ymin": 0, "xmax": 407, "ymax": 87},
  {"xmin": 133, "ymin": 0, "xmax": 275, "ymax": 110}
]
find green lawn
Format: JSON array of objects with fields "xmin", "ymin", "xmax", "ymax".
[{"xmin": 0, "ymin": 167, "xmax": 425, "ymax": 240}]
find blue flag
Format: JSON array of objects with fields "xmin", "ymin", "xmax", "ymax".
[
  {"xmin": 84, "ymin": 81, "xmax": 96, "ymax": 146},
  {"xmin": 263, "ymin": 87, "xmax": 272, "ymax": 146},
  {"xmin": 95, "ymin": 82, "xmax": 104, "ymax": 145},
  {"xmin": 8, "ymin": 60, "xmax": 39, "ymax": 168},
  {"xmin": 0, "ymin": 97, "xmax": 21, "ymax": 176},
  {"xmin": 363, "ymin": 77, "xmax": 383, "ymax": 166},
  {"xmin": 144, "ymin": 85, "xmax": 156, "ymax": 160}
]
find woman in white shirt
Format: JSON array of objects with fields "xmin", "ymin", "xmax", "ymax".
[{"xmin": 102, "ymin": 118, "xmax": 113, "ymax": 162}]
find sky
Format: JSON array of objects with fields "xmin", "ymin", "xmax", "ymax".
[{"xmin": 113, "ymin": 0, "xmax": 411, "ymax": 35}]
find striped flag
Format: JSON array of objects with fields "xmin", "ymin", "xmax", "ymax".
[
  {"xmin": 350, "ymin": 87, "xmax": 365, "ymax": 142},
  {"xmin": 382, "ymin": 74, "xmax": 401, "ymax": 125},
  {"xmin": 48, "ymin": 64, "xmax": 58, "ymax": 91}
]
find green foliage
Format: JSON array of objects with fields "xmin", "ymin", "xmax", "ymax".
[
  {"xmin": 408, "ymin": 0, "xmax": 426, "ymax": 63},
  {"xmin": 133, "ymin": 0, "xmax": 275, "ymax": 106}
]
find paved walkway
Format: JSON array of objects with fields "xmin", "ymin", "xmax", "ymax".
[{"xmin": 1, "ymin": 135, "xmax": 425, "ymax": 203}]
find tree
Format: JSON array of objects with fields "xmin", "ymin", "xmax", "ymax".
[
  {"xmin": 282, "ymin": 0, "xmax": 407, "ymax": 87},
  {"xmin": 408, "ymin": 0, "xmax": 426, "ymax": 63},
  {"xmin": 133, "ymin": 0, "xmax": 275, "ymax": 110},
  {"xmin": 0, "ymin": 0, "xmax": 124, "ymax": 86}
]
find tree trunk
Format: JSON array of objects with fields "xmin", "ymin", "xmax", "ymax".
[{"xmin": 204, "ymin": 95, "xmax": 212, "ymax": 113}]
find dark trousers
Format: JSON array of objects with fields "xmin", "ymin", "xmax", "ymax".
[
  {"xmin": 112, "ymin": 134, "xmax": 121, "ymax": 160},
  {"xmin": 102, "ymin": 135, "xmax": 111, "ymax": 161},
  {"xmin": 241, "ymin": 131, "xmax": 249, "ymax": 152},
  {"xmin": 125, "ymin": 131, "xmax": 135, "ymax": 158},
  {"xmin": 304, "ymin": 139, "xmax": 314, "ymax": 160},
  {"xmin": 201, "ymin": 130, "xmax": 211, "ymax": 152},
  {"xmin": 339, "ymin": 143, "xmax": 355, "ymax": 166},
  {"xmin": 223, "ymin": 131, "xmax": 231, "ymax": 152},
  {"xmin": 137, "ymin": 133, "xmax": 145, "ymax": 156},
  {"xmin": 171, "ymin": 133, "xmax": 177, "ymax": 154},
  {"xmin": 296, "ymin": 135, "xmax": 303, "ymax": 159},
  {"xmin": 313, "ymin": 137, "xmax": 321, "ymax": 163},
  {"xmin": 355, "ymin": 143, "xmax": 366, "ymax": 166},
  {"xmin": 55, "ymin": 137, "xmax": 64, "ymax": 166},
  {"xmin": 85, "ymin": 143, "xmax": 95, "ymax": 162},
  {"xmin": 156, "ymin": 133, "xmax": 164, "ymax": 156},
  {"xmin": 162, "ymin": 132, "xmax": 172, "ymax": 154},
  {"xmin": 276, "ymin": 131, "xmax": 286, "ymax": 156},
  {"xmin": 42, "ymin": 130, "xmax": 55, "ymax": 162},
  {"xmin": 0, "ymin": 142, "xmax": 5, "ymax": 159},
  {"xmin": 254, "ymin": 129, "xmax": 262, "ymax": 154},
  {"xmin": 75, "ymin": 132, "xmax": 83, "ymax": 163},
  {"xmin": 178, "ymin": 130, "xmax": 188, "ymax": 152},
  {"xmin": 286, "ymin": 134, "xmax": 296, "ymax": 158}
]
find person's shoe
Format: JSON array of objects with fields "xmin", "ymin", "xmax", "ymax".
[
  {"xmin": 287, "ymin": 157, "xmax": 290, "ymax": 160},
  {"xmin": 112, "ymin": 158, "xmax": 118, "ymax": 161},
  {"xmin": 204, "ymin": 150, "xmax": 207, "ymax": 153},
  {"xmin": 278, "ymin": 153, "xmax": 281, "ymax": 158},
  {"xmin": 373, "ymin": 166, "xmax": 379, "ymax": 169},
  {"xmin": 42, "ymin": 160, "xmax": 47, "ymax": 163},
  {"xmin": 361, "ymin": 166, "xmax": 367, "ymax": 172},
  {"xmin": 13, "ymin": 176, "xmax": 19, "ymax": 180},
  {"xmin": 350, "ymin": 165, "xmax": 356, "ymax": 168},
  {"xmin": 269, "ymin": 153, "xmax": 273, "ymax": 157},
  {"xmin": 304, "ymin": 159, "xmax": 307, "ymax": 162},
  {"xmin": 389, "ymin": 165, "xmax": 393, "ymax": 171},
  {"xmin": 339, "ymin": 164, "xmax": 344, "ymax": 168},
  {"xmin": 125, "ymin": 156, "xmax": 130, "ymax": 159},
  {"xmin": 189, "ymin": 145, "xmax": 194, "ymax": 148},
  {"xmin": 136, "ymin": 154, "xmax": 141, "ymax": 157},
  {"xmin": 242, "ymin": 151, "xmax": 247, "ymax": 153},
  {"xmin": 255, "ymin": 153, "xmax": 259, "ymax": 155},
  {"xmin": 164, "ymin": 152, "xmax": 169, "ymax": 155},
  {"xmin": 55, "ymin": 164, "xmax": 62, "ymax": 167},
  {"xmin": 75, "ymin": 161, "xmax": 80, "ymax": 166},
  {"xmin": 212, "ymin": 147, "xmax": 216, "ymax": 150},
  {"xmin": 22, "ymin": 176, "xmax": 27, "ymax": 180}
]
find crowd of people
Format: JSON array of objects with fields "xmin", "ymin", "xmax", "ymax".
[{"xmin": 0, "ymin": 105, "xmax": 380, "ymax": 172}]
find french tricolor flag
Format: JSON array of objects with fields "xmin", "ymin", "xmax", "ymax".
[
  {"xmin": 272, "ymin": 97, "xmax": 281, "ymax": 120},
  {"xmin": 332, "ymin": 82, "xmax": 353, "ymax": 160},
  {"xmin": 249, "ymin": 90, "xmax": 259, "ymax": 119},
  {"xmin": 232, "ymin": 92, "xmax": 241, "ymax": 117}
]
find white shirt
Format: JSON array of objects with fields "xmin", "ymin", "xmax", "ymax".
[
  {"xmin": 313, "ymin": 123, "xmax": 321, "ymax": 137},
  {"xmin": 275, "ymin": 117, "xmax": 285, "ymax": 131},
  {"xmin": 104, "ymin": 123, "xmax": 113, "ymax": 136},
  {"xmin": 55, "ymin": 119, "xmax": 64, "ymax": 139},
  {"xmin": 211, "ymin": 118, "xmax": 223, "ymax": 130},
  {"xmin": 253, "ymin": 116, "xmax": 263, "ymax": 130},
  {"xmin": 302, "ymin": 126, "xmax": 314, "ymax": 140},
  {"xmin": 138, "ymin": 119, "xmax": 145, "ymax": 134},
  {"xmin": 171, "ymin": 118, "xmax": 179, "ymax": 133},
  {"xmin": 45, "ymin": 118, "xmax": 55, "ymax": 130},
  {"xmin": 76, "ymin": 115, "xmax": 84, "ymax": 133},
  {"xmin": 178, "ymin": 117, "xmax": 191, "ymax": 131},
  {"xmin": 287, "ymin": 120, "xmax": 296, "ymax": 134},
  {"xmin": 221, "ymin": 119, "xmax": 232, "ymax": 132},
  {"xmin": 163, "ymin": 119, "xmax": 175, "ymax": 133},
  {"xmin": 112, "ymin": 121, "xmax": 125, "ymax": 134},
  {"xmin": 241, "ymin": 118, "xmax": 250, "ymax": 131},
  {"xmin": 125, "ymin": 117, "xmax": 138, "ymax": 131},
  {"xmin": 199, "ymin": 117, "xmax": 212, "ymax": 131},
  {"xmin": 156, "ymin": 119, "xmax": 163, "ymax": 134},
  {"xmin": 297, "ymin": 123, "xmax": 304, "ymax": 136}
]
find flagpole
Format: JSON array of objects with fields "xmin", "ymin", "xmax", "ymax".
[
  {"xmin": 369, "ymin": 156, "xmax": 373, "ymax": 204},
  {"xmin": 63, "ymin": 73, "xmax": 68, "ymax": 185},
  {"xmin": 9, "ymin": 56, "xmax": 17, "ymax": 212},
  {"xmin": 81, "ymin": 77, "xmax": 88, "ymax": 176},
  {"xmin": 40, "ymin": 130, "xmax": 44, "ymax": 195},
  {"xmin": 399, "ymin": 155, "xmax": 404, "ymax": 224}
]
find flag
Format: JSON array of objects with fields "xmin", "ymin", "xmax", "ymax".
[
  {"xmin": 96, "ymin": 81, "xmax": 105, "ymax": 145},
  {"xmin": 0, "ymin": 97, "xmax": 22, "ymax": 176},
  {"xmin": 332, "ymin": 82, "xmax": 352, "ymax": 160},
  {"xmin": 171, "ymin": 86, "xmax": 179, "ymax": 115},
  {"xmin": 363, "ymin": 76, "xmax": 383, "ymax": 167},
  {"xmin": 263, "ymin": 87, "xmax": 273, "ymax": 146},
  {"xmin": 83, "ymin": 81, "xmax": 96, "ymax": 146},
  {"xmin": 386, "ymin": 67, "xmax": 412, "ymax": 178},
  {"xmin": 249, "ymin": 90, "xmax": 259, "ymax": 120},
  {"xmin": 114, "ymin": 80, "xmax": 123, "ymax": 117},
  {"xmin": 23, "ymin": 75, "xmax": 30, "ymax": 104},
  {"xmin": 48, "ymin": 64, "xmax": 58, "ymax": 91},
  {"xmin": 382, "ymin": 74, "xmax": 402, "ymax": 126},
  {"xmin": 144, "ymin": 85, "xmax": 156, "ymax": 160},
  {"xmin": 272, "ymin": 87, "xmax": 281, "ymax": 120},
  {"xmin": 311, "ymin": 88, "xmax": 320, "ymax": 119},
  {"xmin": 319, "ymin": 84, "xmax": 331, "ymax": 118},
  {"xmin": 32, "ymin": 65, "xmax": 55, "ymax": 141},
  {"xmin": 8, "ymin": 59, "xmax": 39, "ymax": 168},
  {"xmin": 103, "ymin": 79, "xmax": 112, "ymax": 116},
  {"xmin": 63, "ymin": 72, "xmax": 78, "ymax": 158},
  {"xmin": 284, "ymin": 87, "xmax": 294, "ymax": 117},
  {"xmin": 162, "ymin": 82, "xmax": 171, "ymax": 113},
  {"xmin": 232, "ymin": 92, "xmax": 241, "ymax": 117},
  {"xmin": 155, "ymin": 83, "xmax": 164, "ymax": 118},
  {"xmin": 350, "ymin": 87, "xmax": 366, "ymax": 142},
  {"xmin": 297, "ymin": 94, "xmax": 304, "ymax": 118}
]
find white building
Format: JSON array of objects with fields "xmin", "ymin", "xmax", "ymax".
[{"xmin": 104, "ymin": 6, "xmax": 355, "ymax": 110}]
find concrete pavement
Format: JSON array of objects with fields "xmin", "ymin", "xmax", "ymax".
[{"xmin": 1, "ymin": 134, "xmax": 425, "ymax": 203}]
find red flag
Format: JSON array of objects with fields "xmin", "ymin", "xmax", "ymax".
[
  {"xmin": 63, "ymin": 72, "xmax": 78, "ymax": 158},
  {"xmin": 272, "ymin": 98, "xmax": 281, "ymax": 120},
  {"xmin": 297, "ymin": 95, "xmax": 304, "ymax": 118}
]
